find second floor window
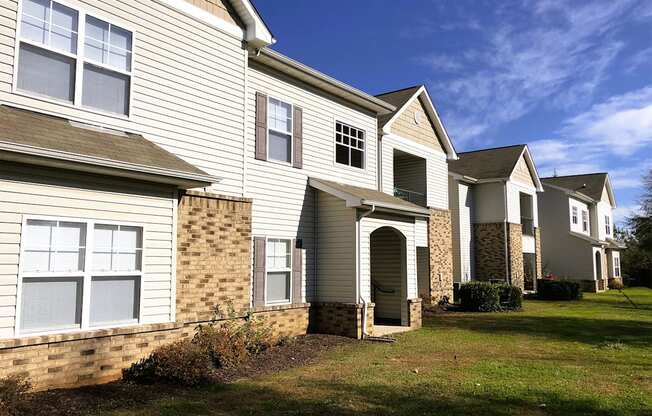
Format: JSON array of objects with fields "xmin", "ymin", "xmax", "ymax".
[
  {"xmin": 605, "ymin": 216, "xmax": 611, "ymax": 235},
  {"xmin": 582, "ymin": 210, "xmax": 588, "ymax": 232},
  {"xmin": 572, "ymin": 206, "xmax": 578, "ymax": 225},
  {"xmin": 335, "ymin": 121, "xmax": 365, "ymax": 169},
  {"xmin": 267, "ymin": 97, "xmax": 293, "ymax": 163},
  {"xmin": 17, "ymin": 0, "xmax": 133, "ymax": 115},
  {"xmin": 614, "ymin": 257, "xmax": 620, "ymax": 277}
]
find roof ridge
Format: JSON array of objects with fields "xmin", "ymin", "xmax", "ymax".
[
  {"xmin": 457, "ymin": 144, "xmax": 526, "ymax": 155},
  {"xmin": 374, "ymin": 85, "xmax": 422, "ymax": 97},
  {"xmin": 540, "ymin": 172, "xmax": 608, "ymax": 179}
]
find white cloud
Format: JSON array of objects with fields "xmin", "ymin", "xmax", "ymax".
[{"xmin": 613, "ymin": 204, "xmax": 641, "ymax": 225}]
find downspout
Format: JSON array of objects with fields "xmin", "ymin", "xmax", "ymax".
[
  {"xmin": 502, "ymin": 180, "xmax": 511, "ymax": 285},
  {"xmin": 357, "ymin": 204, "xmax": 376, "ymax": 338}
]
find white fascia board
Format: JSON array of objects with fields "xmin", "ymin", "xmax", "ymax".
[
  {"xmin": 604, "ymin": 175, "xmax": 617, "ymax": 207},
  {"xmin": 520, "ymin": 146, "xmax": 544, "ymax": 192},
  {"xmin": 382, "ymin": 86, "xmax": 458, "ymax": 161},
  {"xmin": 154, "ymin": 0, "xmax": 244, "ymax": 40},
  {"xmin": 235, "ymin": 0, "xmax": 274, "ymax": 47},
  {"xmin": 448, "ymin": 171, "xmax": 479, "ymax": 184},
  {"xmin": 0, "ymin": 140, "xmax": 221, "ymax": 188}
]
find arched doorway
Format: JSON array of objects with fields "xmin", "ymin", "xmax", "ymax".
[
  {"xmin": 370, "ymin": 227, "xmax": 407, "ymax": 326},
  {"xmin": 595, "ymin": 251, "xmax": 602, "ymax": 280}
]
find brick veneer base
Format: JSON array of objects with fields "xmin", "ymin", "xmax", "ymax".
[
  {"xmin": 428, "ymin": 209, "xmax": 454, "ymax": 303},
  {"xmin": 473, "ymin": 223, "xmax": 507, "ymax": 281},
  {"xmin": 0, "ymin": 306, "xmax": 309, "ymax": 391},
  {"xmin": 309, "ymin": 302, "xmax": 366, "ymax": 339},
  {"xmin": 408, "ymin": 299, "xmax": 422, "ymax": 329},
  {"xmin": 580, "ymin": 279, "xmax": 609, "ymax": 293},
  {"xmin": 507, "ymin": 223, "xmax": 524, "ymax": 290}
]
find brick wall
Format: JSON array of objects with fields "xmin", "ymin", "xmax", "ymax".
[
  {"xmin": 428, "ymin": 208, "xmax": 454, "ymax": 303},
  {"xmin": 473, "ymin": 223, "xmax": 507, "ymax": 280},
  {"xmin": 309, "ymin": 303, "xmax": 365, "ymax": 339},
  {"xmin": 507, "ymin": 223, "xmax": 524, "ymax": 290},
  {"xmin": 535, "ymin": 227, "xmax": 543, "ymax": 279},
  {"xmin": 177, "ymin": 191, "xmax": 252, "ymax": 322},
  {"xmin": 408, "ymin": 299, "xmax": 422, "ymax": 329}
]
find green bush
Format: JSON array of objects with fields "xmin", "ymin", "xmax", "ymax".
[
  {"xmin": 123, "ymin": 339, "xmax": 212, "ymax": 386},
  {"xmin": 497, "ymin": 284, "xmax": 523, "ymax": 310},
  {"xmin": 537, "ymin": 279, "xmax": 582, "ymax": 300},
  {"xmin": 459, "ymin": 282, "xmax": 501, "ymax": 312},
  {"xmin": 0, "ymin": 374, "xmax": 31, "ymax": 416}
]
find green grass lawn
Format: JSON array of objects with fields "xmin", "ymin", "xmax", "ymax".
[{"xmin": 108, "ymin": 288, "xmax": 652, "ymax": 416}]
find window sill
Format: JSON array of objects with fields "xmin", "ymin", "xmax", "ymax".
[{"xmin": 253, "ymin": 302, "xmax": 310, "ymax": 313}]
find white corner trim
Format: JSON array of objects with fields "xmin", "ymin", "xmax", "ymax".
[{"xmin": 154, "ymin": 0, "xmax": 244, "ymax": 40}]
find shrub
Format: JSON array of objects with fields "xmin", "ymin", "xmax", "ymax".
[
  {"xmin": 123, "ymin": 339, "xmax": 212, "ymax": 386},
  {"xmin": 537, "ymin": 279, "xmax": 582, "ymax": 300},
  {"xmin": 608, "ymin": 279, "xmax": 624, "ymax": 290},
  {"xmin": 497, "ymin": 284, "xmax": 523, "ymax": 310},
  {"xmin": 459, "ymin": 282, "xmax": 501, "ymax": 312},
  {"xmin": 194, "ymin": 324, "xmax": 249, "ymax": 369},
  {"xmin": 0, "ymin": 374, "xmax": 31, "ymax": 416}
]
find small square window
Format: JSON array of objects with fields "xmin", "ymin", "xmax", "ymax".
[{"xmin": 334, "ymin": 121, "xmax": 365, "ymax": 169}]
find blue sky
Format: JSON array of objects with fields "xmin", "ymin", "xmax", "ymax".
[{"xmin": 254, "ymin": 0, "xmax": 652, "ymax": 224}]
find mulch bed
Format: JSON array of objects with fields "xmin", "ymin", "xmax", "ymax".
[{"xmin": 18, "ymin": 334, "xmax": 356, "ymax": 416}]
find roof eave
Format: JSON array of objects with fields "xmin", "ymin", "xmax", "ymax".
[
  {"xmin": 0, "ymin": 141, "xmax": 220, "ymax": 189},
  {"xmin": 251, "ymin": 49, "xmax": 395, "ymax": 115}
]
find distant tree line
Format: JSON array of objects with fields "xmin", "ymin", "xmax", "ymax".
[{"xmin": 617, "ymin": 170, "xmax": 652, "ymax": 287}]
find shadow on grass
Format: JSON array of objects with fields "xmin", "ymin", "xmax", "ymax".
[
  {"xmin": 424, "ymin": 314, "xmax": 652, "ymax": 348},
  {"xmin": 64, "ymin": 379, "xmax": 651, "ymax": 416}
]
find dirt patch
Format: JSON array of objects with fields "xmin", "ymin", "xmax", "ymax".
[{"xmin": 18, "ymin": 334, "xmax": 356, "ymax": 416}]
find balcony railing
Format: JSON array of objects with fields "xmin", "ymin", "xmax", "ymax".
[
  {"xmin": 394, "ymin": 187, "xmax": 427, "ymax": 207},
  {"xmin": 521, "ymin": 217, "xmax": 535, "ymax": 236}
]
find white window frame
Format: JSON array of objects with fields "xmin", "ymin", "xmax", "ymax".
[
  {"xmin": 12, "ymin": 0, "xmax": 135, "ymax": 119},
  {"xmin": 266, "ymin": 96, "xmax": 293, "ymax": 165},
  {"xmin": 614, "ymin": 256, "xmax": 620, "ymax": 277},
  {"xmin": 605, "ymin": 215, "xmax": 611, "ymax": 235},
  {"xmin": 15, "ymin": 215, "xmax": 146, "ymax": 337},
  {"xmin": 582, "ymin": 210, "xmax": 589, "ymax": 233},
  {"xmin": 334, "ymin": 119, "xmax": 366, "ymax": 170},
  {"xmin": 571, "ymin": 206, "xmax": 578, "ymax": 225},
  {"xmin": 264, "ymin": 237, "xmax": 292, "ymax": 306}
]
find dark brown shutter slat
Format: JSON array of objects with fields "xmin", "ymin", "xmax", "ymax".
[
  {"xmin": 292, "ymin": 107, "xmax": 303, "ymax": 169},
  {"xmin": 253, "ymin": 236, "xmax": 266, "ymax": 307},
  {"xmin": 255, "ymin": 92, "xmax": 267, "ymax": 161},
  {"xmin": 292, "ymin": 239, "xmax": 302, "ymax": 304}
]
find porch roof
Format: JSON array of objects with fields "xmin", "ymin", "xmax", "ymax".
[
  {"xmin": 309, "ymin": 177, "xmax": 431, "ymax": 216},
  {"xmin": 0, "ymin": 105, "xmax": 219, "ymax": 189}
]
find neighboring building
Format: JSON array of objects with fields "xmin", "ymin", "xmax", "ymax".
[
  {"xmin": 448, "ymin": 145, "xmax": 544, "ymax": 291},
  {"xmin": 374, "ymin": 86, "xmax": 458, "ymax": 305},
  {"xmin": 0, "ymin": 0, "xmax": 461, "ymax": 390},
  {"xmin": 538, "ymin": 173, "xmax": 624, "ymax": 292}
]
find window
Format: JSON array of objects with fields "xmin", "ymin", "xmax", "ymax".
[
  {"xmin": 265, "ymin": 239, "xmax": 291, "ymax": 305},
  {"xmin": 19, "ymin": 218, "xmax": 143, "ymax": 335},
  {"xmin": 605, "ymin": 216, "xmax": 611, "ymax": 235},
  {"xmin": 335, "ymin": 121, "xmax": 365, "ymax": 169},
  {"xmin": 582, "ymin": 210, "xmax": 589, "ymax": 232},
  {"xmin": 16, "ymin": 0, "xmax": 133, "ymax": 115},
  {"xmin": 572, "ymin": 206, "xmax": 578, "ymax": 225},
  {"xmin": 614, "ymin": 257, "xmax": 621, "ymax": 277},
  {"xmin": 267, "ymin": 97, "xmax": 292, "ymax": 163}
]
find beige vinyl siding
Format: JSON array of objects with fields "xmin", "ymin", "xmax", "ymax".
[
  {"xmin": 473, "ymin": 182, "xmax": 506, "ymax": 224},
  {"xmin": 315, "ymin": 191, "xmax": 356, "ymax": 303},
  {"xmin": 414, "ymin": 218, "xmax": 428, "ymax": 247},
  {"xmin": 0, "ymin": 0, "xmax": 246, "ymax": 196},
  {"xmin": 360, "ymin": 214, "xmax": 417, "ymax": 302},
  {"xmin": 510, "ymin": 154, "xmax": 535, "ymax": 188},
  {"xmin": 0, "ymin": 163, "xmax": 176, "ymax": 339},
  {"xmin": 506, "ymin": 181, "xmax": 539, "ymax": 227},
  {"xmin": 391, "ymin": 97, "xmax": 445, "ymax": 153},
  {"xmin": 245, "ymin": 64, "xmax": 378, "ymax": 301},
  {"xmin": 381, "ymin": 134, "xmax": 448, "ymax": 209},
  {"xmin": 601, "ymin": 187, "xmax": 611, "ymax": 204}
]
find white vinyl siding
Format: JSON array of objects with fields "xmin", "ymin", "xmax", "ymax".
[
  {"xmin": 360, "ymin": 215, "xmax": 417, "ymax": 303},
  {"xmin": 596, "ymin": 200, "xmax": 613, "ymax": 241},
  {"xmin": 569, "ymin": 197, "xmax": 590, "ymax": 235},
  {"xmin": 381, "ymin": 134, "xmax": 448, "ymax": 209},
  {"xmin": 506, "ymin": 181, "xmax": 538, "ymax": 227},
  {"xmin": 449, "ymin": 177, "xmax": 473, "ymax": 283},
  {"xmin": 1, "ymin": 0, "xmax": 247, "ymax": 197},
  {"xmin": 246, "ymin": 65, "xmax": 377, "ymax": 302},
  {"xmin": 414, "ymin": 218, "xmax": 428, "ymax": 247},
  {"xmin": 0, "ymin": 164, "xmax": 175, "ymax": 340},
  {"xmin": 315, "ymin": 191, "xmax": 356, "ymax": 303}
]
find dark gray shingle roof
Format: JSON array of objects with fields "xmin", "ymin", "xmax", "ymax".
[
  {"xmin": 448, "ymin": 145, "xmax": 526, "ymax": 179},
  {"xmin": 0, "ymin": 105, "xmax": 209, "ymax": 177},
  {"xmin": 375, "ymin": 85, "xmax": 422, "ymax": 128},
  {"xmin": 541, "ymin": 173, "xmax": 608, "ymax": 202}
]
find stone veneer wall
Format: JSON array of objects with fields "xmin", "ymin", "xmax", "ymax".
[
  {"xmin": 309, "ymin": 303, "xmax": 374, "ymax": 339},
  {"xmin": 408, "ymin": 299, "xmax": 422, "ymax": 329},
  {"xmin": 535, "ymin": 228, "xmax": 543, "ymax": 279},
  {"xmin": 473, "ymin": 223, "xmax": 507, "ymax": 281},
  {"xmin": 507, "ymin": 223, "xmax": 524, "ymax": 290},
  {"xmin": 428, "ymin": 209, "xmax": 454, "ymax": 303},
  {"xmin": 0, "ymin": 191, "xmax": 311, "ymax": 391}
]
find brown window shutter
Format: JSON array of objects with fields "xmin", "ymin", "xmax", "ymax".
[
  {"xmin": 292, "ymin": 239, "xmax": 302, "ymax": 304},
  {"xmin": 253, "ymin": 236, "xmax": 266, "ymax": 307},
  {"xmin": 255, "ymin": 92, "xmax": 267, "ymax": 161},
  {"xmin": 292, "ymin": 106, "xmax": 303, "ymax": 169}
]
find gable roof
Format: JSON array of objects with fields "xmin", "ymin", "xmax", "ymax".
[
  {"xmin": 448, "ymin": 144, "xmax": 543, "ymax": 191},
  {"xmin": 309, "ymin": 177, "xmax": 430, "ymax": 216},
  {"xmin": 0, "ymin": 105, "xmax": 218, "ymax": 188},
  {"xmin": 541, "ymin": 173, "xmax": 615, "ymax": 205},
  {"xmin": 375, "ymin": 85, "xmax": 458, "ymax": 160}
]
